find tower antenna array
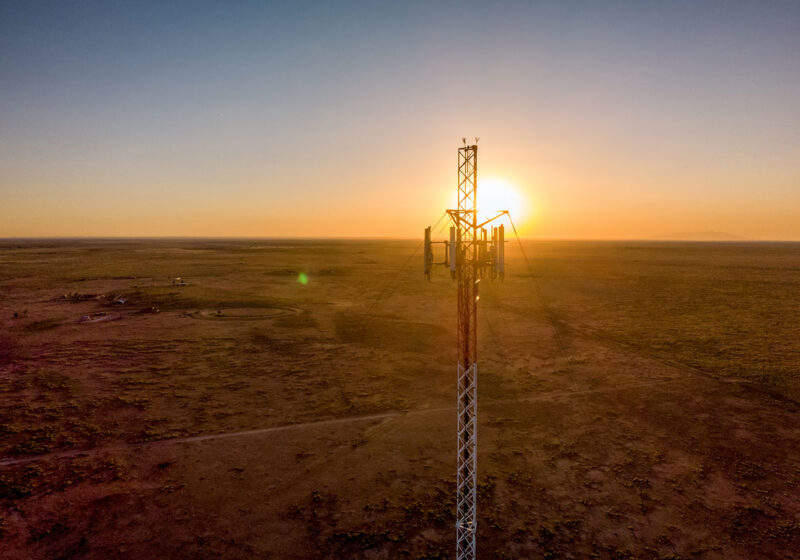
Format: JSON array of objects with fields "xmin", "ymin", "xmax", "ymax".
[{"xmin": 424, "ymin": 141, "xmax": 507, "ymax": 560}]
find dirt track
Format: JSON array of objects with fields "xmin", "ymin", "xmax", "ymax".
[{"xmin": 0, "ymin": 378, "xmax": 682, "ymax": 469}]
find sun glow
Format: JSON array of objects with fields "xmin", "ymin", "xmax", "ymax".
[
  {"xmin": 478, "ymin": 177, "xmax": 529, "ymax": 225},
  {"xmin": 444, "ymin": 176, "xmax": 532, "ymax": 233}
]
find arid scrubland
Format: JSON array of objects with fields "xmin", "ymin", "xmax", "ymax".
[{"xmin": 1, "ymin": 239, "xmax": 799, "ymax": 559}]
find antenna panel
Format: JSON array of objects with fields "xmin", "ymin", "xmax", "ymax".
[
  {"xmin": 498, "ymin": 224, "xmax": 504, "ymax": 280},
  {"xmin": 424, "ymin": 226, "xmax": 432, "ymax": 280},
  {"xmin": 449, "ymin": 227, "xmax": 457, "ymax": 277}
]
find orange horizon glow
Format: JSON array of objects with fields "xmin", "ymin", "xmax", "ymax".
[{"xmin": 2, "ymin": 3, "xmax": 799, "ymax": 241}]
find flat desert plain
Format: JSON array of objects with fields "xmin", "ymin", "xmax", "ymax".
[{"xmin": 1, "ymin": 239, "xmax": 799, "ymax": 559}]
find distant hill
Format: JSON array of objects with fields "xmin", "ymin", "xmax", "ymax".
[{"xmin": 650, "ymin": 231, "xmax": 747, "ymax": 241}]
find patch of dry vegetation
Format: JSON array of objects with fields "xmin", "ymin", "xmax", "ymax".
[{"xmin": 1, "ymin": 239, "xmax": 800, "ymax": 559}]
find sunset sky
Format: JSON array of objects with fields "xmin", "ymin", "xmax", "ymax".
[{"xmin": 1, "ymin": 1, "xmax": 798, "ymax": 239}]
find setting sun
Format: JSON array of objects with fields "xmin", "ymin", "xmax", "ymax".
[
  {"xmin": 478, "ymin": 177, "xmax": 527, "ymax": 221},
  {"xmin": 480, "ymin": 177, "xmax": 534, "ymax": 235},
  {"xmin": 444, "ymin": 176, "xmax": 532, "ymax": 233}
]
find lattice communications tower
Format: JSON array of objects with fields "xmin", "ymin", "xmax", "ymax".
[{"xmin": 424, "ymin": 140, "xmax": 507, "ymax": 560}]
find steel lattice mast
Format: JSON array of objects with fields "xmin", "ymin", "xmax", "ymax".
[
  {"xmin": 453, "ymin": 144, "xmax": 479, "ymax": 560},
  {"xmin": 425, "ymin": 141, "xmax": 506, "ymax": 560}
]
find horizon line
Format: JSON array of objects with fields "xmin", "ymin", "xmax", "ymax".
[{"xmin": 3, "ymin": 235, "xmax": 800, "ymax": 243}]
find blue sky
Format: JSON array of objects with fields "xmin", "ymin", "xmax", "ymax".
[{"xmin": 1, "ymin": 1, "xmax": 799, "ymax": 238}]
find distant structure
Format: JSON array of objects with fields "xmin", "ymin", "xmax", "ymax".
[{"xmin": 424, "ymin": 140, "xmax": 507, "ymax": 560}]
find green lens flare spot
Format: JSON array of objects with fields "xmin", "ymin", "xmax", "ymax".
[{"xmin": 298, "ymin": 272, "xmax": 308, "ymax": 285}]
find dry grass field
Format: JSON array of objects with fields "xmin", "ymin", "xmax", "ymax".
[{"xmin": 1, "ymin": 239, "xmax": 799, "ymax": 559}]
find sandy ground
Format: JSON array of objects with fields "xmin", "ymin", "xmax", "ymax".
[{"xmin": 1, "ymin": 239, "xmax": 799, "ymax": 559}]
